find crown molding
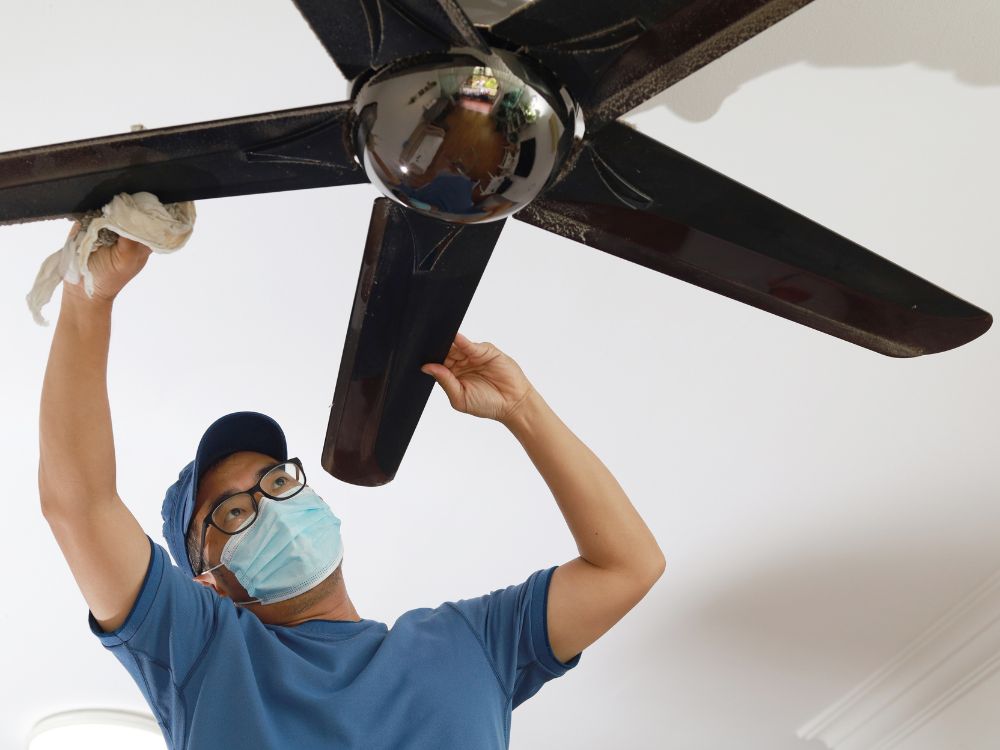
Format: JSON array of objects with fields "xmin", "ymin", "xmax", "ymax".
[{"xmin": 796, "ymin": 568, "xmax": 1000, "ymax": 750}]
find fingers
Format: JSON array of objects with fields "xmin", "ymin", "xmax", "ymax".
[
  {"xmin": 118, "ymin": 236, "xmax": 153, "ymax": 255},
  {"xmin": 443, "ymin": 341, "xmax": 464, "ymax": 369},
  {"xmin": 420, "ymin": 363, "xmax": 465, "ymax": 411},
  {"xmin": 454, "ymin": 332, "xmax": 481, "ymax": 353},
  {"xmin": 438, "ymin": 332, "xmax": 494, "ymax": 374},
  {"xmin": 453, "ymin": 331, "xmax": 491, "ymax": 358}
]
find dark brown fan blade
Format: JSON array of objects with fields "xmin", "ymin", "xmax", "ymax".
[
  {"xmin": 292, "ymin": 0, "xmax": 489, "ymax": 83},
  {"xmin": 488, "ymin": 0, "xmax": 813, "ymax": 130},
  {"xmin": 0, "ymin": 102, "xmax": 366, "ymax": 226},
  {"xmin": 323, "ymin": 198, "xmax": 505, "ymax": 486},
  {"xmin": 515, "ymin": 121, "xmax": 992, "ymax": 357}
]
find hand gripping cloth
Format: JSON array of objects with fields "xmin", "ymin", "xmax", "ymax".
[{"xmin": 26, "ymin": 191, "xmax": 196, "ymax": 325}]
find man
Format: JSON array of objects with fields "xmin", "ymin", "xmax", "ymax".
[{"xmin": 38, "ymin": 223, "xmax": 666, "ymax": 749}]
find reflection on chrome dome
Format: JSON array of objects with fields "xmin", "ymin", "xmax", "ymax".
[{"xmin": 352, "ymin": 48, "xmax": 582, "ymax": 224}]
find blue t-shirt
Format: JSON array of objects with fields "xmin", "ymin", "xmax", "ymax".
[{"xmin": 89, "ymin": 536, "xmax": 582, "ymax": 749}]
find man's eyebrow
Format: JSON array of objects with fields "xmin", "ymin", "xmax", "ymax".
[{"xmin": 209, "ymin": 463, "xmax": 274, "ymax": 509}]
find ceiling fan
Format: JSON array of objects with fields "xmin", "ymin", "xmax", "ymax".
[{"xmin": 2, "ymin": 0, "xmax": 991, "ymax": 487}]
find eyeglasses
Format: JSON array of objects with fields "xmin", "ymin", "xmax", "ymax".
[{"xmin": 194, "ymin": 457, "xmax": 307, "ymax": 576}]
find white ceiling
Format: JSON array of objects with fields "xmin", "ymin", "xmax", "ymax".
[{"xmin": 2, "ymin": 0, "xmax": 998, "ymax": 748}]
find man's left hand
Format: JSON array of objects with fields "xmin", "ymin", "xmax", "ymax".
[{"xmin": 421, "ymin": 333, "xmax": 534, "ymax": 425}]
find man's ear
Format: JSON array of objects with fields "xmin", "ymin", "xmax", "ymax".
[{"xmin": 192, "ymin": 569, "xmax": 226, "ymax": 597}]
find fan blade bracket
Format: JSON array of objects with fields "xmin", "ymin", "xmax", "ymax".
[
  {"xmin": 591, "ymin": 148, "xmax": 653, "ymax": 210},
  {"xmin": 414, "ymin": 226, "xmax": 463, "ymax": 273},
  {"xmin": 544, "ymin": 17, "xmax": 647, "ymax": 54},
  {"xmin": 293, "ymin": 0, "xmax": 489, "ymax": 82},
  {"xmin": 243, "ymin": 112, "xmax": 362, "ymax": 173},
  {"xmin": 421, "ymin": 0, "xmax": 491, "ymax": 53}
]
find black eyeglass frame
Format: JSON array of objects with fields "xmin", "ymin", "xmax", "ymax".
[{"xmin": 193, "ymin": 456, "xmax": 306, "ymax": 576}]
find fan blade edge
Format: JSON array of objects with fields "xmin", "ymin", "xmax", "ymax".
[
  {"xmin": 516, "ymin": 122, "xmax": 992, "ymax": 357},
  {"xmin": 490, "ymin": 0, "xmax": 815, "ymax": 130}
]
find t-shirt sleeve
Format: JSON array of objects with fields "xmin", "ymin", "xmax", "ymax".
[
  {"xmin": 87, "ymin": 535, "xmax": 220, "ymax": 732},
  {"xmin": 450, "ymin": 565, "xmax": 582, "ymax": 709}
]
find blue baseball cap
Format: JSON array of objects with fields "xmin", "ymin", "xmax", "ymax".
[{"xmin": 161, "ymin": 411, "xmax": 288, "ymax": 578}]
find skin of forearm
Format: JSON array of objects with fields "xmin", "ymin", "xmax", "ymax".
[
  {"xmin": 503, "ymin": 387, "xmax": 666, "ymax": 575},
  {"xmin": 38, "ymin": 282, "xmax": 117, "ymax": 509}
]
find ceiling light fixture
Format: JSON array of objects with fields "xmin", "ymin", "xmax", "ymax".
[{"xmin": 27, "ymin": 709, "xmax": 165, "ymax": 750}]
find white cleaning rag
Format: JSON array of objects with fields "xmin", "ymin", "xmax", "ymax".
[{"xmin": 26, "ymin": 191, "xmax": 196, "ymax": 325}]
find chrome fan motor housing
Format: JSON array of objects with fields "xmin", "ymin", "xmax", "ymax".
[{"xmin": 352, "ymin": 47, "xmax": 583, "ymax": 224}]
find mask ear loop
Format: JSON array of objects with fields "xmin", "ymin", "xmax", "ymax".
[
  {"xmin": 194, "ymin": 562, "xmax": 264, "ymax": 607},
  {"xmin": 192, "ymin": 561, "xmax": 223, "ymax": 588}
]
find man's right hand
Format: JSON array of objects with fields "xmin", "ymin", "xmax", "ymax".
[{"xmin": 63, "ymin": 220, "xmax": 153, "ymax": 303}]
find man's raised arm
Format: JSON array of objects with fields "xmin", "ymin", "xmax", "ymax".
[
  {"xmin": 422, "ymin": 334, "xmax": 665, "ymax": 665},
  {"xmin": 38, "ymin": 225, "xmax": 157, "ymax": 632}
]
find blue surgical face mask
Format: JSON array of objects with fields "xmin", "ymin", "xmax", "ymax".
[{"xmin": 202, "ymin": 486, "xmax": 343, "ymax": 607}]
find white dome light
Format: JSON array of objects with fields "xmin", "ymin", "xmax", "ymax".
[{"xmin": 27, "ymin": 710, "xmax": 165, "ymax": 750}]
